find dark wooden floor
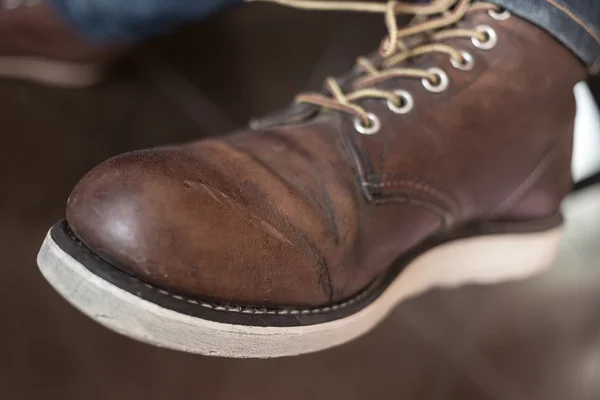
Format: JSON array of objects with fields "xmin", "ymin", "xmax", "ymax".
[{"xmin": 1, "ymin": 5, "xmax": 599, "ymax": 400}]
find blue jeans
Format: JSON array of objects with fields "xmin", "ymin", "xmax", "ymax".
[
  {"xmin": 490, "ymin": 0, "xmax": 599, "ymax": 74},
  {"xmin": 51, "ymin": 0, "xmax": 599, "ymax": 74},
  {"xmin": 50, "ymin": 0, "xmax": 242, "ymax": 43}
]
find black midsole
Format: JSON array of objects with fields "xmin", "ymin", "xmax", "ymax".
[{"xmin": 50, "ymin": 215, "xmax": 562, "ymax": 328}]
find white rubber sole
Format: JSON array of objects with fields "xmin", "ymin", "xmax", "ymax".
[
  {"xmin": 0, "ymin": 56, "xmax": 104, "ymax": 87},
  {"xmin": 37, "ymin": 226, "xmax": 562, "ymax": 358}
]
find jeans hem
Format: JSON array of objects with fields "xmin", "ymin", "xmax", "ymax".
[{"xmin": 489, "ymin": 0, "xmax": 600, "ymax": 74}]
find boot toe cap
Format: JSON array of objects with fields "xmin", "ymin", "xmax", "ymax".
[{"xmin": 66, "ymin": 148, "xmax": 330, "ymax": 307}]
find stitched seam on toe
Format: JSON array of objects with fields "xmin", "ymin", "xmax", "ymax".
[{"xmin": 66, "ymin": 230, "xmax": 376, "ymax": 316}]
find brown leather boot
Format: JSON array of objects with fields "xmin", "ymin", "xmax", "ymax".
[
  {"xmin": 38, "ymin": 0, "xmax": 587, "ymax": 358},
  {"xmin": 0, "ymin": 0, "xmax": 124, "ymax": 86}
]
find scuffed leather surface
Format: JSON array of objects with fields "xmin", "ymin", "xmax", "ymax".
[{"xmin": 67, "ymin": 13, "xmax": 586, "ymax": 307}]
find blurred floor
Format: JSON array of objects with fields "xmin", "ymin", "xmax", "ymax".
[{"xmin": 1, "ymin": 5, "xmax": 600, "ymax": 400}]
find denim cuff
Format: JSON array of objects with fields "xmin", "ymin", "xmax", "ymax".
[{"xmin": 489, "ymin": 0, "xmax": 600, "ymax": 75}]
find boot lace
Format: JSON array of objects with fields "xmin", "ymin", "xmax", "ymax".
[{"xmin": 246, "ymin": 0, "xmax": 510, "ymax": 134}]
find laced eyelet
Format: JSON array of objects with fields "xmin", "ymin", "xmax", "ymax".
[
  {"xmin": 450, "ymin": 51, "xmax": 475, "ymax": 71},
  {"xmin": 488, "ymin": 9, "xmax": 511, "ymax": 21},
  {"xmin": 422, "ymin": 68, "xmax": 449, "ymax": 93},
  {"xmin": 353, "ymin": 113, "xmax": 381, "ymax": 135},
  {"xmin": 472, "ymin": 26, "xmax": 498, "ymax": 50},
  {"xmin": 387, "ymin": 90, "xmax": 414, "ymax": 114}
]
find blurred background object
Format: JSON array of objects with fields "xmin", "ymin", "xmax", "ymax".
[
  {"xmin": 1, "ymin": 3, "xmax": 599, "ymax": 399},
  {"xmin": 573, "ymin": 81, "xmax": 600, "ymax": 183},
  {"xmin": 574, "ymin": 75, "xmax": 600, "ymax": 189}
]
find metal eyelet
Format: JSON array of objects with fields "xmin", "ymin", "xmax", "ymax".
[
  {"xmin": 422, "ymin": 68, "xmax": 450, "ymax": 93},
  {"xmin": 472, "ymin": 26, "xmax": 498, "ymax": 50},
  {"xmin": 488, "ymin": 9, "xmax": 511, "ymax": 21},
  {"xmin": 450, "ymin": 51, "xmax": 475, "ymax": 71},
  {"xmin": 387, "ymin": 90, "xmax": 414, "ymax": 114},
  {"xmin": 353, "ymin": 113, "xmax": 381, "ymax": 135}
]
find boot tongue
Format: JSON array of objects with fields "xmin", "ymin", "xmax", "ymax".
[
  {"xmin": 371, "ymin": 7, "xmax": 480, "ymax": 71},
  {"xmin": 396, "ymin": 14, "xmax": 439, "ymax": 48}
]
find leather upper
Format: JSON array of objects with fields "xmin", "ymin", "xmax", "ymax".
[{"xmin": 67, "ymin": 11, "xmax": 586, "ymax": 307}]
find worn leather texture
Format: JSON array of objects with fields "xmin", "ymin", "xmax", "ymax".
[{"xmin": 67, "ymin": 11, "xmax": 586, "ymax": 308}]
